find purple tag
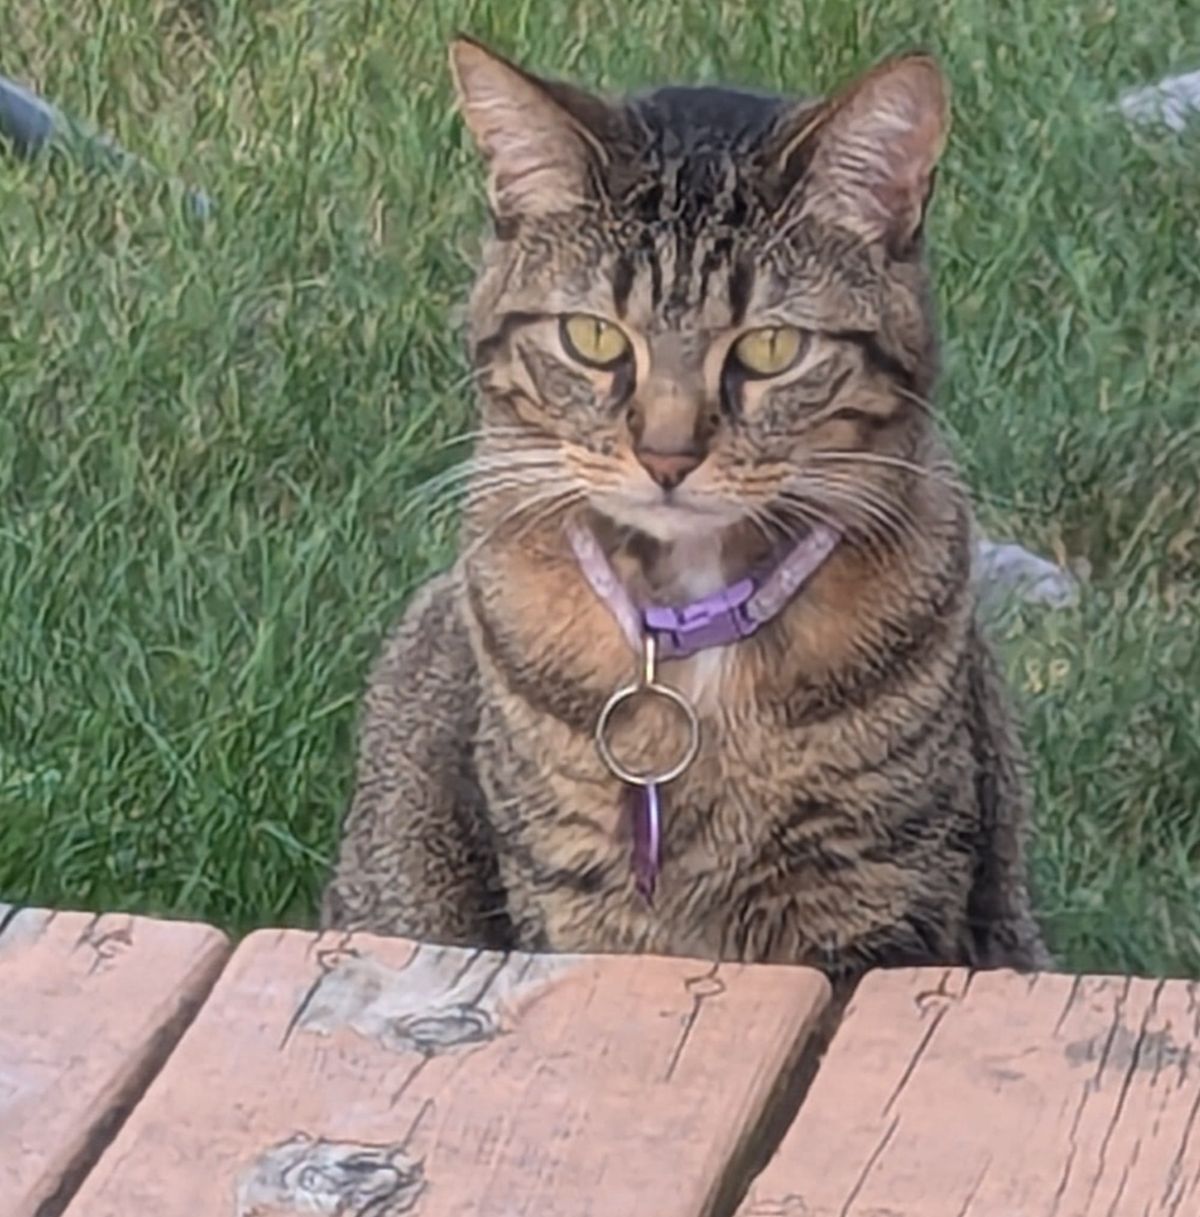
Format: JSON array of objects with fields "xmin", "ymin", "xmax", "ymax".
[{"xmin": 626, "ymin": 783, "xmax": 662, "ymax": 903}]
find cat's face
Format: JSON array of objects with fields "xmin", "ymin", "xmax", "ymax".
[{"xmin": 453, "ymin": 40, "xmax": 948, "ymax": 547}]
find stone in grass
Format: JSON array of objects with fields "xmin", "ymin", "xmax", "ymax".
[
  {"xmin": 974, "ymin": 538, "xmax": 1079, "ymax": 609},
  {"xmin": 1119, "ymin": 69, "xmax": 1200, "ymax": 132}
]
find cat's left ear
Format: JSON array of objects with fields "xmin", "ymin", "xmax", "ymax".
[
  {"xmin": 777, "ymin": 55, "xmax": 949, "ymax": 247},
  {"xmin": 449, "ymin": 36, "xmax": 612, "ymax": 222}
]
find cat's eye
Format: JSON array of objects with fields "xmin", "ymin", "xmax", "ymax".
[
  {"xmin": 732, "ymin": 326, "xmax": 805, "ymax": 378},
  {"xmin": 560, "ymin": 314, "xmax": 630, "ymax": 369}
]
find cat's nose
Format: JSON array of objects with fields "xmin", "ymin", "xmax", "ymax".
[{"xmin": 635, "ymin": 448, "xmax": 703, "ymax": 491}]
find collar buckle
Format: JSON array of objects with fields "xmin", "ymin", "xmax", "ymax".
[{"xmin": 642, "ymin": 576, "xmax": 758, "ymax": 660}]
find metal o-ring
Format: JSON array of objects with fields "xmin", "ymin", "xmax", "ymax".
[{"xmin": 594, "ymin": 680, "xmax": 701, "ymax": 787}]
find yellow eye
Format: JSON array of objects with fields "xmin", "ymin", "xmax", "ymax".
[
  {"xmin": 560, "ymin": 314, "xmax": 630, "ymax": 368},
  {"xmin": 733, "ymin": 326, "xmax": 804, "ymax": 377}
]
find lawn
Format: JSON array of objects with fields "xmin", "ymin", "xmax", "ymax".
[{"xmin": 2, "ymin": 0, "xmax": 1198, "ymax": 976}]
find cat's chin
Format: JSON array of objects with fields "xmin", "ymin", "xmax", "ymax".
[{"xmin": 587, "ymin": 494, "xmax": 742, "ymax": 544}]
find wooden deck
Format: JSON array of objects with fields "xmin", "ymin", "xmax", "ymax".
[{"xmin": 2, "ymin": 906, "xmax": 1197, "ymax": 1217}]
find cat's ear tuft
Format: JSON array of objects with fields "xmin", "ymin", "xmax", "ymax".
[
  {"xmin": 449, "ymin": 37, "xmax": 608, "ymax": 221},
  {"xmin": 800, "ymin": 54, "xmax": 949, "ymax": 246}
]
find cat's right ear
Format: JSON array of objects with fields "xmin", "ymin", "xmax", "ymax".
[
  {"xmin": 769, "ymin": 55, "xmax": 949, "ymax": 250},
  {"xmin": 449, "ymin": 37, "xmax": 609, "ymax": 221}
]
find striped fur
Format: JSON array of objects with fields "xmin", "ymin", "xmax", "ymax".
[{"xmin": 321, "ymin": 41, "xmax": 1050, "ymax": 978}]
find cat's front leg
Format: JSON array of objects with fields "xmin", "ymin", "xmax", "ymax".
[
  {"xmin": 964, "ymin": 635, "xmax": 1054, "ymax": 972},
  {"xmin": 320, "ymin": 571, "xmax": 514, "ymax": 948}
]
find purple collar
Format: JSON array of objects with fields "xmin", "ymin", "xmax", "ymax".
[
  {"xmin": 565, "ymin": 516, "xmax": 840, "ymax": 902},
  {"xmin": 565, "ymin": 520, "xmax": 840, "ymax": 661}
]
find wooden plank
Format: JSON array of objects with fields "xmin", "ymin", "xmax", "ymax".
[
  {"xmin": 738, "ymin": 967, "xmax": 1200, "ymax": 1216},
  {"xmin": 0, "ymin": 907, "xmax": 231, "ymax": 1217},
  {"xmin": 66, "ymin": 929, "xmax": 830, "ymax": 1217}
]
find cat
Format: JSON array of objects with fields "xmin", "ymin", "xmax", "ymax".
[{"xmin": 320, "ymin": 36, "xmax": 1052, "ymax": 979}]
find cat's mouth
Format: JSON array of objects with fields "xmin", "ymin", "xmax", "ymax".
[{"xmin": 588, "ymin": 488, "xmax": 744, "ymax": 544}]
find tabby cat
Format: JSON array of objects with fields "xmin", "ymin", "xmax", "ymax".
[{"xmin": 320, "ymin": 37, "xmax": 1051, "ymax": 978}]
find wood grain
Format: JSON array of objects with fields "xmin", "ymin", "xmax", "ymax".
[
  {"xmin": 0, "ymin": 907, "xmax": 231, "ymax": 1217},
  {"xmin": 739, "ymin": 967, "xmax": 1200, "ymax": 1217},
  {"xmin": 65, "ymin": 929, "xmax": 830, "ymax": 1217}
]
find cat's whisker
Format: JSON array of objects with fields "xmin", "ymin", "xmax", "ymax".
[
  {"xmin": 508, "ymin": 488, "xmax": 589, "ymax": 547},
  {"xmin": 400, "ymin": 464, "xmax": 569, "ymax": 528},
  {"xmin": 802, "ymin": 472, "xmax": 921, "ymax": 526},
  {"xmin": 769, "ymin": 493, "xmax": 891, "ymax": 569},
  {"xmin": 777, "ymin": 481, "xmax": 912, "ymax": 568},
  {"xmin": 459, "ymin": 484, "xmax": 586, "ymax": 565},
  {"xmin": 416, "ymin": 459, "xmax": 565, "ymax": 500},
  {"xmin": 791, "ymin": 463, "xmax": 926, "ymax": 523},
  {"xmin": 407, "ymin": 451, "xmax": 566, "ymax": 501},
  {"xmin": 459, "ymin": 494, "xmax": 563, "ymax": 565},
  {"xmin": 465, "ymin": 474, "xmax": 579, "ymax": 509},
  {"xmin": 693, "ymin": 486, "xmax": 790, "ymax": 547},
  {"xmin": 769, "ymin": 491, "xmax": 843, "ymax": 538},
  {"xmin": 779, "ymin": 499, "xmax": 894, "ymax": 571},
  {"xmin": 412, "ymin": 470, "xmax": 559, "ymax": 515},
  {"xmin": 795, "ymin": 478, "xmax": 925, "ymax": 559},
  {"xmin": 812, "ymin": 470, "xmax": 928, "ymax": 535},
  {"xmin": 743, "ymin": 501, "xmax": 799, "ymax": 550},
  {"xmin": 401, "ymin": 483, "xmax": 554, "ymax": 531},
  {"xmin": 800, "ymin": 477, "xmax": 919, "ymax": 543},
  {"xmin": 419, "ymin": 447, "xmax": 566, "ymax": 479},
  {"xmin": 428, "ymin": 425, "xmax": 547, "ymax": 453},
  {"xmin": 808, "ymin": 449, "xmax": 965, "ymax": 492},
  {"xmin": 893, "ymin": 382, "xmax": 939, "ymax": 421},
  {"xmin": 891, "ymin": 384, "xmax": 980, "ymax": 453},
  {"xmin": 406, "ymin": 364, "xmax": 487, "ymax": 404}
]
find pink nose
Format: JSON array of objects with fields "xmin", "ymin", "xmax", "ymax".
[{"xmin": 636, "ymin": 449, "xmax": 703, "ymax": 491}]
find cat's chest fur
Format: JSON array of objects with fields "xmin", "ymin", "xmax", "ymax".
[
  {"xmin": 647, "ymin": 536, "xmax": 738, "ymax": 711},
  {"xmin": 461, "ymin": 513, "xmax": 981, "ymax": 968},
  {"xmin": 467, "ymin": 582, "xmax": 954, "ymax": 967},
  {"xmin": 472, "ymin": 682, "xmax": 950, "ymax": 966}
]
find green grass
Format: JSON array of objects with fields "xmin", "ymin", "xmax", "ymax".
[{"xmin": 2, "ymin": 0, "xmax": 1198, "ymax": 976}]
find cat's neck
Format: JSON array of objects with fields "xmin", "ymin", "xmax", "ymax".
[{"xmin": 589, "ymin": 510, "xmax": 775, "ymax": 607}]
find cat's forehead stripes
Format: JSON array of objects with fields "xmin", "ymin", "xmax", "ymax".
[
  {"xmin": 602, "ymin": 86, "xmax": 782, "ymax": 331},
  {"xmin": 475, "ymin": 86, "xmax": 801, "ymax": 334},
  {"xmin": 611, "ymin": 232, "xmax": 753, "ymax": 333}
]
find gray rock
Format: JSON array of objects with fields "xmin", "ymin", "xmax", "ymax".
[
  {"xmin": 1119, "ymin": 70, "xmax": 1200, "ymax": 132},
  {"xmin": 974, "ymin": 539, "xmax": 1079, "ymax": 609}
]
